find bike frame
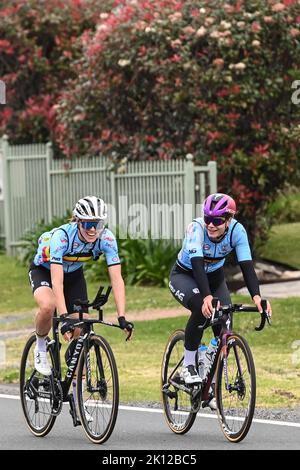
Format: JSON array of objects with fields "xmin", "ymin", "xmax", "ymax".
[
  {"xmin": 201, "ymin": 319, "xmax": 233, "ymax": 401},
  {"xmin": 48, "ymin": 315, "xmax": 91, "ymax": 401},
  {"xmin": 46, "ymin": 286, "xmax": 123, "ymax": 402}
]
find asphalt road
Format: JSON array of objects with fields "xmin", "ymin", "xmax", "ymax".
[{"xmin": 0, "ymin": 395, "xmax": 299, "ymax": 451}]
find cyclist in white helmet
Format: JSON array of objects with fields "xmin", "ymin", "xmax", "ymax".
[{"xmin": 29, "ymin": 196, "xmax": 134, "ymax": 377}]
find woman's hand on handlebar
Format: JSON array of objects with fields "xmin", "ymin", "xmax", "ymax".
[
  {"xmin": 202, "ymin": 295, "xmax": 220, "ymax": 318},
  {"xmin": 253, "ymin": 295, "xmax": 272, "ymax": 317},
  {"xmin": 60, "ymin": 312, "xmax": 89, "ymax": 342},
  {"xmin": 118, "ymin": 316, "xmax": 134, "ymax": 341}
]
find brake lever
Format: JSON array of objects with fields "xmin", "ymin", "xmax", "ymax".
[
  {"xmin": 255, "ymin": 299, "xmax": 271, "ymax": 331},
  {"xmin": 124, "ymin": 322, "xmax": 135, "ymax": 341},
  {"xmin": 125, "ymin": 329, "xmax": 133, "ymax": 342}
]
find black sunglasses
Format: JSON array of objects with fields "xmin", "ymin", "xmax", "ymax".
[{"xmin": 204, "ymin": 215, "xmax": 227, "ymax": 226}]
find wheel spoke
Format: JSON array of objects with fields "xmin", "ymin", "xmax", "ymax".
[
  {"xmin": 77, "ymin": 336, "xmax": 119, "ymax": 444},
  {"xmin": 161, "ymin": 330, "xmax": 197, "ymax": 434},
  {"xmin": 20, "ymin": 334, "xmax": 57, "ymax": 436}
]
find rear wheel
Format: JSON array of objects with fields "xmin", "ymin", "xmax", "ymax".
[
  {"xmin": 161, "ymin": 329, "xmax": 197, "ymax": 434},
  {"xmin": 215, "ymin": 333, "xmax": 256, "ymax": 443},
  {"xmin": 20, "ymin": 333, "xmax": 57, "ymax": 437},
  {"xmin": 77, "ymin": 335, "xmax": 119, "ymax": 444}
]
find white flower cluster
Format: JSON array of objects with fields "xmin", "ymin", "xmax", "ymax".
[
  {"xmin": 118, "ymin": 59, "xmax": 131, "ymax": 67},
  {"xmin": 229, "ymin": 62, "xmax": 246, "ymax": 71}
]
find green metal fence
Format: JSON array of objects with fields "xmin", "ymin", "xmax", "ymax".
[{"xmin": 1, "ymin": 136, "xmax": 217, "ymax": 255}]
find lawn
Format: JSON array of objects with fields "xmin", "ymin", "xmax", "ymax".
[
  {"xmin": 259, "ymin": 222, "xmax": 300, "ymax": 269},
  {"xmin": 1, "ymin": 296, "xmax": 300, "ymax": 409},
  {"xmin": 1, "ymin": 219, "xmax": 300, "ymax": 410},
  {"xmin": 0, "ymin": 254, "xmax": 175, "ymax": 317}
]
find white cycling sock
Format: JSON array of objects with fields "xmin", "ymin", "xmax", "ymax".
[
  {"xmin": 35, "ymin": 334, "xmax": 47, "ymax": 352},
  {"xmin": 184, "ymin": 348, "xmax": 197, "ymax": 367}
]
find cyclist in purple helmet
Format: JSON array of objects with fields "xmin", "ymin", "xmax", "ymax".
[{"xmin": 169, "ymin": 193, "xmax": 272, "ymax": 409}]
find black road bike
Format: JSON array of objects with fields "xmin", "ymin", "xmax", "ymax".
[
  {"xmin": 20, "ymin": 286, "xmax": 131, "ymax": 444},
  {"xmin": 161, "ymin": 298, "xmax": 271, "ymax": 443}
]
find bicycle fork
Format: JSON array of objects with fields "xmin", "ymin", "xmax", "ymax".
[
  {"xmin": 222, "ymin": 338, "xmax": 245, "ymax": 395},
  {"xmin": 84, "ymin": 336, "xmax": 108, "ymax": 399}
]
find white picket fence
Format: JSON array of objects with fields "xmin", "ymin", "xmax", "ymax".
[{"xmin": 0, "ymin": 136, "xmax": 217, "ymax": 255}]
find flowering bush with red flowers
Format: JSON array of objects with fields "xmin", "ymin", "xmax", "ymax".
[
  {"xmin": 54, "ymin": 0, "xmax": 300, "ymax": 245},
  {"xmin": 0, "ymin": 0, "xmax": 103, "ymax": 144},
  {"xmin": 1, "ymin": 1, "xmax": 300, "ymax": 245}
]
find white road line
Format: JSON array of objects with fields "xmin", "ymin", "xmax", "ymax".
[{"xmin": 1, "ymin": 394, "xmax": 300, "ymax": 428}]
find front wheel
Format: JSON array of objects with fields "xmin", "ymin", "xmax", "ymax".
[
  {"xmin": 215, "ymin": 333, "xmax": 256, "ymax": 443},
  {"xmin": 76, "ymin": 335, "xmax": 119, "ymax": 444},
  {"xmin": 161, "ymin": 329, "xmax": 197, "ymax": 434}
]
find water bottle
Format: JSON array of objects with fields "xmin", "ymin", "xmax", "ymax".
[
  {"xmin": 198, "ymin": 344, "xmax": 208, "ymax": 380},
  {"xmin": 203, "ymin": 338, "xmax": 218, "ymax": 378}
]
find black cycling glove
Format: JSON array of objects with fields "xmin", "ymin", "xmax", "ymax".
[
  {"xmin": 118, "ymin": 316, "xmax": 134, "ymax": 332},
  {"xmin": 60, "ymin": 314, "xmax": 75, "ymax": 336}
]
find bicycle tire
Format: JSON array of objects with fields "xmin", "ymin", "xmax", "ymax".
[
  {"xmin": 76, "ymin": 334, "xmax": 119, "ymax": 444},
  {"xmin": 161, "ymin": 329, "xmax": 197, "ymax": 434},
  {"xmin": 215, "ymin": 333, "xmax": 256, "ymax": 443},
  {"xmin": 20, "ymin": 333, "xmax": 57, "ymax": 437}
]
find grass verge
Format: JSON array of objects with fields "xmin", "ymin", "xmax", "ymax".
[
  {"xmin": 259, "ymin": 222, "xmax": 300, "ymax": 269},
  {"xmin": 0, "ymin": 255, "xmax": 175, "ymax": 316},
  {"xmin": 1, "ymin": 296, "xmax": 299, "ymax": 409}
]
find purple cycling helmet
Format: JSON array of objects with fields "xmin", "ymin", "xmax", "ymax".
[{"xmin": 203, "ymin": 193, "xmax": 236, "ymax": 217}]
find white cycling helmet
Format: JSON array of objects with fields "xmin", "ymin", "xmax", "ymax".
[{"xmin": 73, "ymin": 196, "xmax": 107, "ymax": 220}]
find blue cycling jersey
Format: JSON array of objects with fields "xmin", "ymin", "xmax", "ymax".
[
  {"xmin": 177, "ymin": 218, "xmax": 252, "ymax": 273},
  {"xmin": 33, "ymin": 222, "xmax": 120, "ymax": 273}
]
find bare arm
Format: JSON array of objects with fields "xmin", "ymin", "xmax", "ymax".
[
  {"xmin": 50, "ymin": 263, "xmax": 68, "ymax": 315},
  {"xmin": 108, "ymin": 264, "xmax": 126, "ymax": 318}
]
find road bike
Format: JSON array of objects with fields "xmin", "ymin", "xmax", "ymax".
[
  {"xmin": 161, "ymin": 298, "xmax": 271, "ymax": 443},
  {"xmin": 20, "ymin": 285, "xmax": 131, "ymax": 444}
]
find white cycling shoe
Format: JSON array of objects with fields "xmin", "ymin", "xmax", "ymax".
[
  {"xmin": 34, "ymin": 348, "xmax": 52, "ymax": 376},
  {"xmin": 180, "ymin": 365, "xmax": 202, "ymax": 384},
  {"xmin": 207, "ymin": 397, "xmax": 217, "ymax": 411}
]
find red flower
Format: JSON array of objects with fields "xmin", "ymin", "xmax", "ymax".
[
  {"xmin": 0, "ymin": 39, "xmax": 14, "ymax": 54},
  {"xmin": 101, "ymin": 129, "xmax": 111, "ymax": 140},
  {"xmin": 213, "ymin": 58, "xmax": 224, "ymax": 69},
  {"xmin": 254, "ymin": 144, "xmax": 269, "ymax": 156},
  {"xmin": 170, "ymin": 54, "xmax": 181, "ymax": 63},
  {"xmin": 191, "ymin": 9, "xmax": 200, "ymax": 17},
  {"xmin": 145, "ymin": 135, "xmax": 156, "ymax": 143},
  {"xmin": 217, "ymin": 86, "xmax": 240, "ymax": 97},
  {"xmin": 138, "ymin": 45, "xmax": 147, "ymax": 56},
  {"xmin": 207, "ymin": 131, "xmax": 222, "ymax": 145},
  {"xmin": 223, "ymin": 143, "xmax": 236, "ymax": 156},
  {"xmin": 251, "ymin": 122, "xmax": 262, "ymax": 130},
  {"xmin": 225, "ymin": 113, "xmax": 240, "ymax": 121},
  {"xmin": 0, "ymin": 108, "xmax": 13, "ymax": 121},
  {"xmin": 252, "ymin": 22, "xmax": 261, "ymax": 33}
]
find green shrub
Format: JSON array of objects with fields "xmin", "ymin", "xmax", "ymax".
[
  {"xmin": 85, "ymin": 233, "xmax": 180, "ymax": 287},
  {"xmin": 266, "ymin": 188, "xmax": 300, "ymax": 224},
  {"xmin": 18, "ymin": 211, "xmax": 71, "ymax": 265},
  {"xmin": 19, "ymin": 218, "xmax": 179, "ymax": 287}
]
